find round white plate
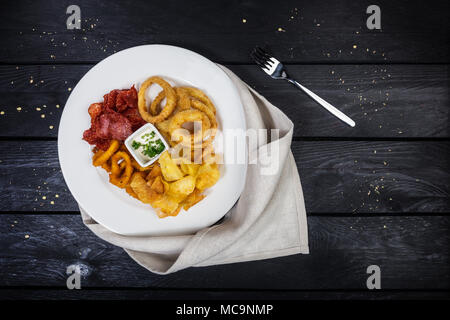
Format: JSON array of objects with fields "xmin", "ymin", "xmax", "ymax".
[{"xmin": 58, "ymin": 44, "xmax": 247, "ymax": 236}]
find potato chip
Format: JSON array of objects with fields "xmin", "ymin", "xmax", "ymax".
[
  {"xmin": 146, "ymin": 165, "xmax": 162, "ymax": 181},
  {"xmin": 182, "ymin": 189, "xmax": 206, "ymax": 211},
  {"xmin": 196, "ymin": 163, "xmax": 220, "ymax": 191},
  {"xmin": 150, "ymin": 176, "xmax": 165, "ymax": 194},
  {"xmin": 180, "ymin": 162, "xmax": 200, "ymax": 176},
  {"xmin": 125, "ymin": 185, "xmax": 139, "ymax": 200},
  {"xmin": 130, "ymin": 173, "xmax": 161, "ymax": 204},
  {"xmin": 159, "ymin": 151, "xmax": 184, "ymax": 181},
  {"xmin": 168, "ymin": 175, "xmax": 196, "ymax": 197},
  {"xmin": 152, "ymin": 194, "xmax": 180, "ymax": 215}
]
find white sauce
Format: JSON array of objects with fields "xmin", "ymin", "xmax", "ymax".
[{"xmin": 130, "ymin": 128, "xmax": 166, "ymax": 163}]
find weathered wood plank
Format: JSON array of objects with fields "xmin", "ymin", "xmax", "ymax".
[
  {"xmin": 1, "ymin": 289, "xmax": 449, "ymax": 300},
  {"xmin": 0, "ymin": 214, "xmax": 449, "ymax": 289},
  {"xmin": 0, "ymin": 64, "xmax": 448, "ymax": 138},
  {"xmin": 0, "ymin": 140, "xmax": 448, "ymax": 214},
  {"xmin": 0, "ymin": 0, "xmax": 448, "ymax": 63}
]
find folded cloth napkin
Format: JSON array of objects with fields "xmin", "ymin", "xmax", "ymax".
[{"xmin": 80, "ymin": 65, "xmax": 309, "ymax": 274}]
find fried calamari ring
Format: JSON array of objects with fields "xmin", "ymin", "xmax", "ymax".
[
  {"xmin": 138, "ymin": 76, "xmax": 176, "ymax": 123},
  {"xmin": 93, "ymin": 140, "xmax": 120, "ymax": 167},
  {"xmin": 117, "ymin": 143, "xmax": 152, "ymax": 171},
  {"xmin": 131, "ymin": 157, "xmax": 153, "ymax": 172},
  {"xmin": 109, "ymin": 151, "xmax": 133, "ymax": 188},
  {"xmin": 180, "ymin": 87, "xmax": 216, "ymax": 114},
  {"xmin": 92, "ymin": 149, "xmax": 104, "ymax": 164},
  {"xmin": 100, "ymin": 158, "xmax": 126, "ymax": 173},
  {"xmin": 168, "ymin": 109, "xmax": 211, "ymax": 146}
]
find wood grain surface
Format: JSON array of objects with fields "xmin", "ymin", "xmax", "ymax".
[
  {"xmin": 0, "ymin": 0, "xmax": 448, "ymax": 63},
  {"xmin": 0, "ymin": 215, "xmax": 449, "ymax": 290},
  {"xmin": 0, "ymin": 0, "xmax": 448, "ymax": 300},
  {"xmin": 0, "ymin": 140, "xmax": 448, "ymax": 214},
  {"xmin": 0, "ymin": 64, "xmax": 448, "ymax": 138}
]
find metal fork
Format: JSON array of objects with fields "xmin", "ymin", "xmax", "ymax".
[{"xmin": 250, "ymin": 47, "xmax": 356, "ymax": 127}]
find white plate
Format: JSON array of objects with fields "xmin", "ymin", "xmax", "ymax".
[{"xmin": 58, "ymin": 45, "xmax": 247, "ymax": 236}]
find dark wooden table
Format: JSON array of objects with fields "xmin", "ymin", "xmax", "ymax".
[{"xmin": 0, "ymin": 0, "xmax": 449, "ymax": 300}]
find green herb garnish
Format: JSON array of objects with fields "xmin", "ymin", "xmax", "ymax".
[
  {"xmin": 142, "ymin": 139, "xmax": 165, "ymax": 158},
  {"xmin": 131, "ymin": 140, "xmax": 141, "ymax": 149},
  {"xmin": 132, "ymin": 135, "xmax": 165, "ymax": 159}
]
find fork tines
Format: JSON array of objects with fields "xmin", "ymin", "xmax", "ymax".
[{"xmin": 250, "ymin": 46, "xmax": 275, "ymax": 70}]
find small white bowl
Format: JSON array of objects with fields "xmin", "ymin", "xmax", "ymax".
[{"xmin": 124, "ymin": 123, "xmax": 169, "ymax": 167}]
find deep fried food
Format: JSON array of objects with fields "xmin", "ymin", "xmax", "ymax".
[
  {"xmin": 152, "ymin": 194, "xmax": 181, "ymax": 216},
  {"xmin": 149, "ymin": 87, "xmax": 191, "ymax": 116},
  {"xmin": 149, "ymin": 176, "xmax": 165, "ymax": 194},
  {"xmin": 93, "ymin": 140, "xmax": 120, "ymax": 166},
  {"xmin": 182, "ymin": 188, "xmax": 206, "ymax": 211},
  {"xmin": 146, "ymin": 164, "xmax": 162, "ymax": 181},
  {"xmin": 109, "ymin": 151, "xmax": 133, "ymax": 188},
  {"xmin": 149, "ymin": 90, "xmax": 166, "ymax": 116},
  {"xmin": 159, "ymin": 150, "xmax": 184, "ymax": 181},
  {"xmin": 169, "ymin": 109, "xmax": 211, "ymax": 146},
  {"xmin": 138, "ymin": 76, "xmax": 177, "ymax": 123},
  {"xmin": 86, "ymin": 76, "xmax": 222, "ymax": 218},
  {"xmin": 180, "ymin": 86, "xmax": 216, "ymax": 114},
  {"xmin": 175, "ymin": 87, "xmax": 192, "ymax": 111},
  {"xmin": 195, "ymin": 163, "xmax": 220, "ymax": 191},
  {"xmin": 168, "ymin": 175, "xmax": 196, "ymax": 199},
  {"xmin": 130, "ymin": 172, "xmax": 161, "ymax": 204},
  {"xmin": 130, "ymin": 157, "xmax": 153, "ymax": 171},
  {"xmin": 180, "ymin": 162, "xmax": 200, "ymax": 176}
]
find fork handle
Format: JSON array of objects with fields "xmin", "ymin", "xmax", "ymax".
[{"xmin": 287, "ymin": 79, "xmax": 356, "ymax": 127}]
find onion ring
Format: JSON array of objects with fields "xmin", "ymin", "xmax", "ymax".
[
  {"xmin": 138, "ymin": 76, "xmax": 177, "ymax": 123},
  {"xmin": 180, "ymin": 87, "xmax": 216, "ymax": 114},
  {"xmin": 150, "ymin": 87, "xmax": 191, "ymax": 116},
  {"xmin": 175, "ymin": 87, "xmax": 192, "ymax": 111},
  {"xmin": 149, "ymin": 90, "xmax": 166, "ymax": 116},
  {"xmin": 190, "ymin": 99, "xmax": 217, "ymax": 147},
  {"xmin": 169, "ymin": 109, "xmax": 211, "ymax": 146}
]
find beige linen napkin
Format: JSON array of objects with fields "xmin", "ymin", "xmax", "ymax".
[{"xmin": 80, "ymin": 65, "xmax": 309, "ymax": 274}]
